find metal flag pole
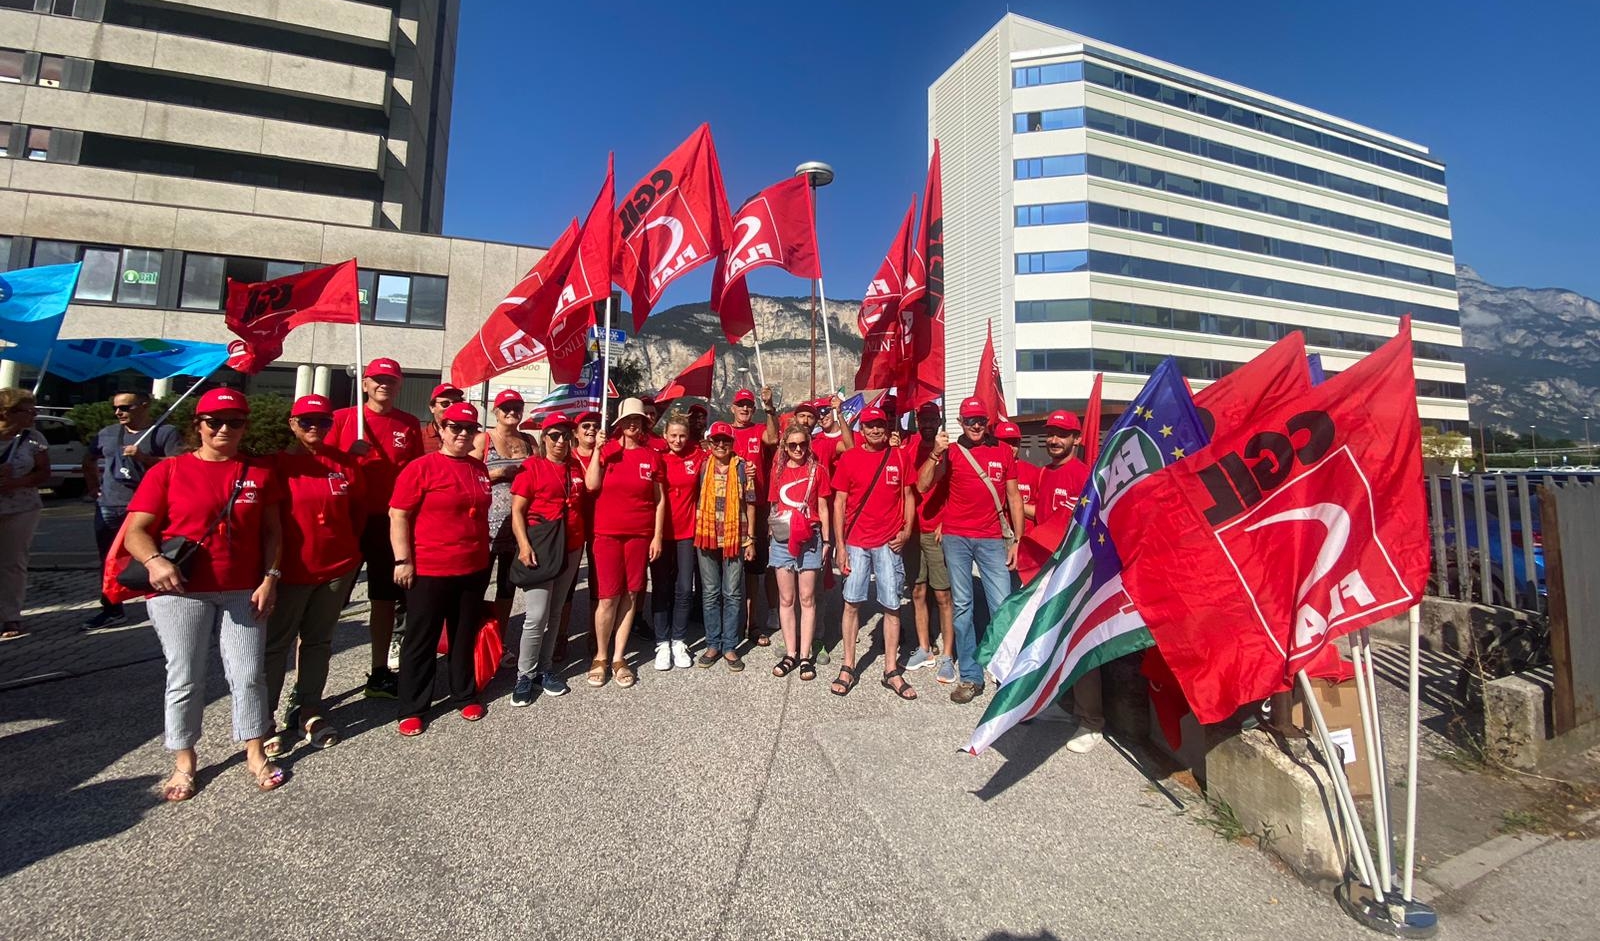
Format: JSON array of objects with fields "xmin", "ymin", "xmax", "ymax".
[
  {"xmin": 796, "ymin": 161, "xmax": 836, "ymax": 395},
  {"xmin": 749, "ymin": 320, "xmax": 768, "ymax": 389},
  {"xmin": 817, "ymin": 275, "xmax": 837, "ymax": 394},
  {"xmin": 1350, "ymin": 630, "xmax": 1395, "ymax": 893},
  {"xmin": 1403, "ymin": 605, "xmax": 1423, "ymax": 901},
  {"xmin": 353, "ymin": 319, "xmax": 366, "ymax": 440},
  {"xmin": 29, "ymin": 347, "xmax": 53, "ymax": 395},
  {"xmin": 132, "ymin": 367, "xmax": 220, "ymax": 448},
  {"xmin": 1296, "ymin": 669, "xmax": 1381, "ymax": 892},
  {"xmin": 600, "ymin": 295, "xmax": 614, "ymax": 429}
]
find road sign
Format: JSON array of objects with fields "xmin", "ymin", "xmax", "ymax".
[{"xmin": 588, "ymin": 326, "xmax": 627, "ymax": 345}]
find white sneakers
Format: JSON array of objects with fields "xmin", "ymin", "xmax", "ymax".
[
  {"xmin": 671, "ymin": 640, "xmax": 691, "ymax": 669},
  {"xmin": 1066, "ymin": 728, "xmax": 1104, "ymax": 754},
  {"xmin": 654, "ymin": 643, "xmax": 673, "ymax": 671}
]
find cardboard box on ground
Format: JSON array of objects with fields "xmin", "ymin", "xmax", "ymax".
[{"xmin": 1292, "ymin": 678, "xmax": 1372, "ymax": 799}]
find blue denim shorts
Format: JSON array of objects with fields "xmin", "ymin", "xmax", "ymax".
[
  {"xmin": 769, "ymin": 533, "xmax": 824, "ymax": 572},
  {"xmin": 843, "ymin": 543, "xmax": 904, "ymax": 608}
]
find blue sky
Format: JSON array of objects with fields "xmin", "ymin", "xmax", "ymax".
[{"xmin": 444, "ymin": 0, "xmax": 1600, "ymax": 311}]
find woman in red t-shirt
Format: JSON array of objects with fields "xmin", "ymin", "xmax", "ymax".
[
  {"xmin": 582, "ymin": 398, "xmax": 666, "ymax": 689},
  {"xmin": 508, "ymin": 413, "xmax": 586, "ymax": 706},
  {"xmin": 123, "ymin": 388, "xmax": 286, "ymax": 802},
  {"xmin": 260, "ymin": 395, "xmax": 363, "ymax": 756},
  {"xmin": 767, "ymin": 425, "xmax": 833, "ymax": 682},
  {"xmin": 650, "ymin": 415, "xmax": 702, "ymax": 672},
  {"xmin": 388, "ymin": 402, "xmax": 493, "ymax": 736}
]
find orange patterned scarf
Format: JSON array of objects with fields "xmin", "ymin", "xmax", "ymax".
[{"xmin": 694, "ymin": 455, "xmax": 746, "ymax": 557}]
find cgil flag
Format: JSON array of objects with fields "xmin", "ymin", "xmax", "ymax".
[
  {"xmin": 710, "ymin": 175, "xmax": 821, "ymax": 344},
  {"xmin": 853, "ymin": 199, "xmax": 917, "ymax": 392},
  {"xmin": 656, "ymin": 345, "xmax": 716, "ymax": 405},
  {"xmin": 224, "ymin": 260, "xmax": 359, "ymax": 374},
  {"xmin": 973, "ymin": 319, "xmax": 1008, "ymax": 421},
  {"xmin": 548, "ymin": 156, "xmax": 616, "ymax": 385},
  {"xmin": 614, "ymin": 124, "xmax": 734, "ymax": 331},
  {"xmin": 901, "ymin": 140, "xmax": 946, "ymax": 412},
  {"xmin": 966, "ymin": 358, "xmax": 1210, "ymax": 756},
  {"xmin": 1108, "ymin": 320, "xmax": 1429, "ymax": 723},
  {"xmin": 1193, "ymin": 332, "xmax": 1311, "ymax": 438},
  {"xmin": 451, "ymin": 219, "xmax": 581, "ymax": 387},
  {"xmin": 0, "ymin": 262, "xmax": 82, "ymax": 356}
]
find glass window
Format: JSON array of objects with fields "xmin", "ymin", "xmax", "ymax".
[
  {"xmin": 264, "ymin": 261, "xmax": 306, "ymax": 280},
  {"xmin": 31, "ymin": 240, "xmax": 79, "ymax": 268},
  {"xmin": 409, "ymin": 275, "xmax": 446, "ymax": 326},
  {"xmin": 357, "ymin": 268, "xmax": 376, "ymax": 319},
  {"xmin": 180, "ymin": 253, "xmax": 225, "ymax": 309},
  {"xmin": 37, "ymin": 55, "xmax": 64, "ymax": 88},
  {"xmin": 52, "ymin": 0, "xmax": 76, "ymax": 15},
  {"xmin": 116, "ymin": 248, "xmax": 163, "ymax": 306},
  {"xmin": 0, "ymin": 235, "xmax": 12, "ymax": 272},
  {"xmin": 224, "ymin": 258, "xmax": 270, "ymax": 284},
  {"xmin": 25, "ymin": 127, "xmax": 50, "ymax": 160},
  {"xmin": 0, "ymin": 121, "xmax": 9, "ymax": 157},
  {"xmin": 373, "ymin": 273, "xmax": 410, "ymax": 323},
  {"xmin": 0, "ymin": 49, "xmax": 23, "ymax": 84},
  {"xmin": 76, "ymin": 247, "xmax": 119, "ymax": 302}
]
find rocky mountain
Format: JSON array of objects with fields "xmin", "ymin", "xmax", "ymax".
[
  {"xmin": 1457, "ymin": 266, "xmax": 1600, "ymax": 439},
  {"xmin": 623, "ymin": 294, "xmax": 863, "ymax": 408}
]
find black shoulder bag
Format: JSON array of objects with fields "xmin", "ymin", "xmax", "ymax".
[
  {"xmin": 118, "ymin": 462, "xmax": 248, "ymax": 592},
  {"xmin": 509, "ymin": 463, "xmax": 571, "ymax": 589}
]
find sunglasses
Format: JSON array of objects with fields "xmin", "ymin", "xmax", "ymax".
[
  {"xmin": 578, "ymin": 422, "xmax": 599, "ymax": 430},
  {"xmin": 112, "ymin": 403, "xmax": 142, "ymax": 413},
  {"xmin": 200, "ymin": 416, "xmax": 248, "ymax": 431},
  {"xmin": 960, "ymin": 416, "xmax": 989, "ymax": 426},
  {"xmin": 545, "ymin": 430, "xmax": 570, "ymax": 442},
  {"xmin": 432, "ymin": 398, "xmax": 460, "ymax": 408},
  {"xmin": 295, "ymin": 416, "xmax": 334, "ymax": 430},
  {"xmin": 442, "ymin": 421, "xmax": 479, "ymax": 435},
  {"xmin": 785, "ymin": 440, "xmax": 809, "ymax": 450},
  {"xmin": 500, "ymin": 407, "xmax": 524, "ymax": 416}
]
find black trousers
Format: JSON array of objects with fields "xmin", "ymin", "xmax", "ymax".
[{"xmin": 397, "ymin": 568, "xmax": 490, "ymax": 719}]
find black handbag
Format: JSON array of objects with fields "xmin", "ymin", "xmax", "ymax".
[
  {"xmin": 118, "ymin": 464, "xmax": 247, "ymax": 592},
  {"xmin": 508, "ymin": 466, "xmax": 570, "ymax": 589}
]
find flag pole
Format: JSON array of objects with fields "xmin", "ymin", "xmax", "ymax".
[
  {"xmin": 818, "ymin": 276, "xmax": 837, "ymax": 394},
  {"xmin": 1402, "ymin": 605, "xmax": 1422, "ymax": 901},
  {"xmin": 750, "ymin": 320, "xmax": 768, "ymax": 389},
  {"xmin": 1296, "ymin": 669, "xmax": 1381, "ymax": 891},
  {"xmin": 1350, "ymin": 630, "xmax": 1395, "ymax": 893},
  {"xmin": 354, "ymin": 319, "xmax": 366, "ymax": 441},
  {"xmin": 600, "ymin": 296, "xmax": 614, "ymax": 429},
  {"xmin": 796, "ymin": 161, "xmax": 835, "ymax": 397},
  {"xmin": 29, "ymin": 347, "xmax": 52, "ymax": 395},
  {"xmin": 132, "ymin": 367, "xmax": 220, "ymax": 448}
]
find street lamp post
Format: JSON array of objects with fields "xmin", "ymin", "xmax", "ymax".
[
  {"xmin": 796, "ymin": 161, "xmax": 837, "ymax": 399},
  {"xmin": 1531, "ymin": 425, "xmax": 1538, "ymax": 467},
  {"xmin": 1585, "ymin": 415, "xmax": 1591, "ymax": 460}
]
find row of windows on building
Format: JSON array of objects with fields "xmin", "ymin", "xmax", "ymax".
[
  {"xmin": 0, "ymin": 122, "xmax": 54, "ymax": 160},
  {"xmin": 1013, "ymin": 297, "xmax": 1462, "ymax": 363},
  {"xmin": 0, "ymin": 0, "xmax": 89, "ymax": 16},
  {"xmin": 1013, "ymin": 104, "xmax": 1451, "ymax": 222},
  {"xmin": 0, "ymin": 47, "xmax": 79, "ymax": 88},
  {"xmin": 0, "ymin": 236, "xmax": 448, "ymax": 327},
  {"xmin": 1013, "ymin": 346, "xmax": 1466, "ymax": 398},
  {"xmin": 1012, "ymin": 249, "xmax": 1459, "ymax": 325}
]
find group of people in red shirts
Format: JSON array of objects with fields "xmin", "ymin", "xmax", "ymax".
[{"xmin": 119, "ymin": 356, "xmax": 1098, "ymax": 803}]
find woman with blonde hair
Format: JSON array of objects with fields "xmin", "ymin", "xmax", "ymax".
[
  {"xmin": 767, "ymin": 424, "xmax": 832, "ymax": 682},
  {"xmin": 0, "ymin": 388, "xmax": 50, "ymax": 639}
]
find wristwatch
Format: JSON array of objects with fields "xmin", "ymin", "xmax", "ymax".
[{"xmin": 264, "ymin": 568, "xmax": 282, "ymax": 579}]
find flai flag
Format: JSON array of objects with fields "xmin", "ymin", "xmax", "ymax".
[
  {"xmin": 973, "ymin": 320, "xmax": 1008, "ymax": 422},
  {"xmin": 1192, "ymin": 331, "xmax": 1310, "ymax": 437},
  {"xmin": 656, "ymin": 346, "xmax": 715, "ymax": 404},
  {"xmin": 451, "ymin": 219, "xmax": 581, "ymax": 387},
  {"xmin": 1108, "ymin": 320, "xmax": 1429, "ymax": 723},
  {"xmin": 902, "ymin": 140, "xmax": 946, "ymax": 412},
  {"xmin": 967, "ymin": 358, "xmax": 1209, "ymax": 756},
  {"xmin": 548, "ymin": 155, "xmax": 616, "ymax": 385},
  {"xmin": 224, "ymin": 260, "xmax": 359, "ymax": 374},
  {"xmin": 710, "ymin": 175, "xmax": 821, "ymax": 344},
  {"xmin": 853, "ymin": 199, "xmax": 917, "ymax": 392}
]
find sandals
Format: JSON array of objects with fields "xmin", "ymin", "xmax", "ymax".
[
  {"xmin": 251, "ymin": 761, "xmax": 286, "ymax": 792},
  {"xmin": 772, "ymin": 655, "xmax": 799, "ymax": 678},
  {"xmin": 162, "ymin": 770, "xmax": 197, "ymax": 803},
  {"xmin": 881, "ymin": 667, "xmax": 918, "ymax": 701},
  {"xmin": 830, "ymin": 664, "xmax": 859, "ymax": 697},
  {"xmin": 302, "ymin": 715, "xmax": 340, "ymax": 749},
  {"xmin": 1, "ymin": 621, "xmax": 26, "ymax": 640},
  {"xmin": 798, "ymin": 658, "xmax": 817, "ymax": 682},
  {"xmin": 587, "ymin": 659, "xmax": 609, "ymax": 687},
  {"xmin": 612, "ymin": 660, "xmax": 636, "ymax": 688},
  {"xmin": 262, "ymin": 730, "xmax": 290, "ymax": 759},
  {"xmin": 752, "ymin": 630, "xmax": 771, "ymax": 647}
]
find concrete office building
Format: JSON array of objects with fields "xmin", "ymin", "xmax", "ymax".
[
  {"xmin": 0, "ymin": 0, "xmax": 550, "ymax": 415},
  {"xmin": 931, "ymin": 14, "xmax": 1469, "ymax": 429}
]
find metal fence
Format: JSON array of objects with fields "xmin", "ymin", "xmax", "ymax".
[{"xmin": 1424, "ymin": 471, "xmax": 1599, "ymax": 611}]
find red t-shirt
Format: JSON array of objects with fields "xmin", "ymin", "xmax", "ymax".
[
  {"xmin": 593, "ymin": 445, "xmax": 664, "ymax": 537},
  {"xmin": 511, "ymin": 455, "xmax": 586, "ymax": 552},
  {"xmin": 1036, "ymin": 458, "xmax": 1091, "ymax": 527},
  {"xmin": 905, "ymin": 435, "xmax": 947, "ymax": 530},
  {"xmin": 767, "ymin": 459, "xmax": 832, "ymax": 523},
  {"xmin": 813, "ymin": 431, "xmax": 844, "ymax": 475},
  {"xmin": 832, "ymin": 445, "xmax": 911, "ymax": 549},
  {"xmin": 127, "ymin": 453, "xmax": 284, "ymax": 593},
  {"xmin": 662, "ymin": 447, "xmax": 705, "ymax": 541},
  {"xmin": 1016, "ymin": 459, "xmax": 1043, "ymax": 534},
  {"xmin": 329, "ymin": 405, "xmax": 422, "ymax": 518},
  {"xmin": 646, "ymin": 433, "xmax": 670, "ymax": 454},
  {"xmin": 730, "ymin": 423, "xmax": 772, "ymax": 503},
  {"xmin": 272, "ymin": 447, "xmax": 363, "ymax": 585},
  {"xmin": 940, "ymin": 438, "xmax": 1016, "ymax": 539},
  {"xmin": 389, "ymin": 452, "xmax": 492, "ymax": 577}
]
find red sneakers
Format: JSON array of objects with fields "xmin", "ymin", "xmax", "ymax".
[
  {"xmin": 460, "ymin": 703, "xmax": 486, "ymax": 722},
  {"xmin": 397, "ymin": 716, "xmax": 425, "ymax": 737}
]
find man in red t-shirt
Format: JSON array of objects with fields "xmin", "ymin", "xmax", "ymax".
[
  {"xmin": 916, "ymin": 396, "xmax": 1024, "ymax": 704},
  {"xmin": 729, "ymin": 386, "xmax": 779, "ymax": 644},
  {"xmin": 997, "ymin": 421, "xmax": 1042, "ymax": 535},
  {"xmin": 328, "ymin": 357, "xmax": 423, "ymax": 699},
  {"xmin": 830, "ymin": 407, "xmax": 917, "ymax": 699},
  {"xmin": 901, "ymin": 402, "xmax": 954, "ymax": 679},
  {"xmin": 640, "ymin": 394, "xmax": 670, "ymax": 453},
  {"xmin": 419, "ymin": 383, "xmax": 464, "ymax": 454},
  {"xmin": 812, "ymin": 394, "xmax": 854, "ymax": 474}
]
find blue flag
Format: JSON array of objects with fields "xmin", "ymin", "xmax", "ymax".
[
  {"xmin": 1307, "ymin": 353, "xmax": 1326, "ymax": 386},
  {"xmin": 0, "ymin": 263, "xmax": 81, "ymax": 360},
  {"xmin": 129, "ymin": 340, "xmax": 231, "ymax": 380},
  {"xmin": 32, "ymin": 338, "xmax": 171, "ymax": 383}
]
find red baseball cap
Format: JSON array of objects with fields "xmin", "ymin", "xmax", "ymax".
[
  {"xmin": 430, "ymin": 383, "xmax": 462, "ymax": 401},
  {"xmin": 364, "ymin": 358, "xmax": 402, "ymax": 379},
  {"xmin": 290, "ymin": 394, "xmax": 333, "ymax": 417},
  {"xmin": 792, "ymin": 400, "xmax": 819, "ymax": 417},
  {"xmin": 733, "ymin": 388, "xmax": 756, "ymax": 405},
  {"xmin": 858, "ymin": 406, "xmax": 888, "ymax": 425},
  {"xmin": 995, "ymin": 421, "xmax": 1022, "ymax": 442},
  {"xmin": 1045, "ymin": 410, "xmax": 1082, "ymax": 434},
  {"xmin": 574, "ymin": 409, "xmax": 601, "ymax": 425},
  {"xmin": 958, "ymin": 397, "xmax": 988, "ymax": 420},
  {"xmin": 540, "ymin": 413, "xmax": 574, "ymax": 432},
  {"xmin": 441, "ymin": 402, "xmax": 480, "ymax": 426},
  {"xmin": 707, "ymin": 421, "xmax": 734, "ymax": 440},
  {"xmin": 196, "ymin": 388, "xmax": 248, "ymax": 415},
  {"xmin": 494, "ymin": 389, "xmax": 524, "ymax": 410}
]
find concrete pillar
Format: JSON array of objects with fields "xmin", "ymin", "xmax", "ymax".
[
  {"xmin": 0, "ymin": 359, "xmax": 17, "ymax": 389},
  {"xmin": 314, "ymin": 366, "xmax": 332, "ymax": 396},
  {"xmin": 295, "ymin": 364, "xmax": 314, "ymax": 398},
  {"xmin": 151, "ymin": 377, "xmax": 172, "ymax": 399}
]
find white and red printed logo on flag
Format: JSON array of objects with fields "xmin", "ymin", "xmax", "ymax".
[
  {"xmin": 727, "ymin": 199, "xmax": 784, "ymax": 281},
  {"xmin": 1213, "ymin": 445, "xmax": 1414, "ymax": 672},
  {"xmin": 494, "ymin": 328, "xmax": 546, "ymax": 371},
  {"xmin": 621, "ymin": 190, "xmax": 711, "ymax": 305}
]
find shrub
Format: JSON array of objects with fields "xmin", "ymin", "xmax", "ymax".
[{"xmin": 65, "ymin": 391, "xmax": 294, "ymax": 456}]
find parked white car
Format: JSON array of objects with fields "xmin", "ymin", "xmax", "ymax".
[{"xmin": 34, "ymin": 414, "xmax": 87, "ymax": 497}]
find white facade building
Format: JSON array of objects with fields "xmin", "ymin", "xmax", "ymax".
[{"xmin": 931, "ymin": 14, "xmax": 1468, "ymax": 428}]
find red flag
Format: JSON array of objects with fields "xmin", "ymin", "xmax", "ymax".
[
  {"xmin": 1193, "ymin": 331, "xmax": 1312, "ymax": 437},
  {"xmin": 853, "ymin": 198, "xmax": 917, "ymax": 392},
  {"xmin": 656, "ymin": 346, "xmax": 716, "ymax": 404},
  {"xmin": 614, "ymin": 124, "xmax": 733, "ymax": 331},
  {"xmin": 973, "ymin": 320, "xmax": 1008, "ymax": 421},
  {"xmin": 548, "ymin": 156, "xmax": 616, "ymax": 384},
  {"xmin": 1083, "ymin": 372, "xmax": 1103, "ymax": 468},
  {"xmin": 907, "ymin": 141, "xmax": 945, "ymax": 411},
  {"xmin": 450, "ymin": 219, "xmax": 580, "ymax": 387},
  {"xmin": 1108, "ymin": 320, "xmax": 1429, "ymax": 723},
  {"xmin": 224, "ymin": 260, "xmax": 359, "ymax": 374},
  {"xmin": 710, "ymin": 176, "xmax": 821, "ymax": 344}
]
